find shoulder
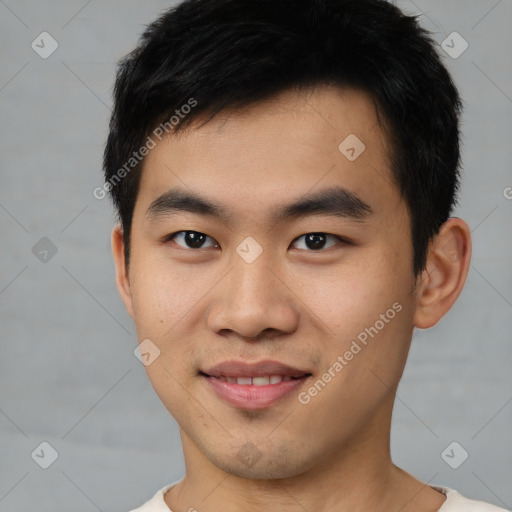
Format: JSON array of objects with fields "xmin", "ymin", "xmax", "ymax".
[
  {"xmin": 435, "ymin": 486, "xmax": 510, "ymax": 512},
  {"xmin": 127, "ymin": 480, "xmax": 183, "ymax": 512}
]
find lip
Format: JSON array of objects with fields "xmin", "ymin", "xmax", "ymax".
[
  {"xmin": 200, "ymin": 360, "xmax": 312, "ymax": 410},
  {"xmin": 202, "ymin": 359, "xmax": 310, "ymax": 378}
]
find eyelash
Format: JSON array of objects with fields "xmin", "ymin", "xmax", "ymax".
[{"xmin": 163, "ymin": 230, "xmax": 348, "ymax": 252}]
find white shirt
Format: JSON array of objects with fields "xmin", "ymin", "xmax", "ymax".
[{"xmin": 128, "ymin": 479, "xmax": 510, "ymax": 511}]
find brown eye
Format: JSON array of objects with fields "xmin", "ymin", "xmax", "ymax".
[
  {"xmin": 291, "ymin": 233, "xmax": 343, "ymax": 251},
  {"xmin": 167, "ymin": 231, "xmax": 219, "ymax": 249}
]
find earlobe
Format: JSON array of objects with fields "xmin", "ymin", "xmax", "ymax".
[
  {"xmin": 413, "ymin": 218, "xmax": 472, "ymax": 329},
  {"xmin": 111, "ymin": 224, "xmax": 135, "ymax": 319}
]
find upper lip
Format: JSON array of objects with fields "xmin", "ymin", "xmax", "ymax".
[{"xmin": 201, "ymin": 360, "xmax": 311, "ymax": 378}]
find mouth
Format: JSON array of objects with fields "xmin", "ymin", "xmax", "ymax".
[
  {"xmin": 199, "ymin": 360, "xmax": 312, "ymax": 410},
  {"xmin": 199, "ymin": 373, "xmax": 308, "ymax": 385}
]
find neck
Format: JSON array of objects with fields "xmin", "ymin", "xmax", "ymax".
[{"xmin": 164, "ymin": 397, "xmax": 445, "ymax": 512}]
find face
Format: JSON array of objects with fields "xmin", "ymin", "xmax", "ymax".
[{"xmin": 115, "ymin": 86, "xmax": 419, "ymax": 479}]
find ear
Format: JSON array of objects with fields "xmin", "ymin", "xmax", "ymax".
[
  {"xmin": 413, "ymin": 217, "xmax": 472, "ymax": 329},
  {"xmin": 111, "ymin": 224, "xmax": 135, "ymax": 319}
]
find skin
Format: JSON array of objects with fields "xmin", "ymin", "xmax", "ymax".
[{"xmin": 112, "ymin": 85, "xmax": 471, "ymax": 512}]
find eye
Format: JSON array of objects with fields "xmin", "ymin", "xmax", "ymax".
[
  {"xmin": 164, "ymin": 231, "xmax": 346, "ymax": 252},
  {"xmin": 165, "ymin": 230, "xmax": 219, "ymax": 250},
  {"xmin": 290, "ymin": 232, "xmax": 344, "ymax": 251}
]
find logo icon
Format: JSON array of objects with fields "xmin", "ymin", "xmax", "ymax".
[
  {"xmin": 134, "ymin": 339, "xmax": 161, "ymax": 366},
  {"xmin": 441, "ymin": 32, "xmax": 468, "ymax": 59},
  {"xmin": 236, "ymin": 442, "xmax": 263, "ymax": 468},
  {"xmin": 32, "ymin": 237, "xmax": 58, "ymax": 263},
  {"xmin": 31, "ymin": 441, "xmax": 59, "ymax": 469},
  {"xmin": 236, "ymin": 236, "xmax": 263, "ymax": 264},
  {"xmin": 338, "ymin": 134, "xmax": 366, "ymax": 161},
  {"xmin": 441, "ymin": 441, "xmax": 469, "ymax": 469},
  {"xmin": 31, "ymin": 32, "xmax": 59, "ymax": 59}
]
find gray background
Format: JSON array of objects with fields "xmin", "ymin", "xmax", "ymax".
[{"xmin": 0, "ymin": 1, "xmax": 511, "ymax": 511}]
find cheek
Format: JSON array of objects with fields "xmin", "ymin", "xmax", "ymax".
[
  {"xmin": 292, "ymin": 249, "xmax": 414, "ymax": 382},
  {"xmin": 128, "ymin": 258, "xmax": 202, "ymax": 412},
  {"xmin": 288, "ymin": 255, "xmax": 402, "ymax": 333},
  {"xmin": 128, "ymin": 253, "xmax": 213, "ymax": 380},
  {"xmin": 129, "ymin": 253, "xmax": 208, "ymax": 333}
]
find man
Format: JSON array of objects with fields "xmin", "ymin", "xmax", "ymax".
[{"xmin": 103, "ymin": 0, "xmax": 508, "ymax": 510}]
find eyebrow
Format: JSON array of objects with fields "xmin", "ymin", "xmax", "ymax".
[{"xmin": 145, "ymin": 185, "xmax": 374, "ymax": 225}]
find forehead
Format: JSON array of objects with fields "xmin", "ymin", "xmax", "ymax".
[{"xmin": 135, "ymin": 85, "xmax": 400, "ymax": 227}]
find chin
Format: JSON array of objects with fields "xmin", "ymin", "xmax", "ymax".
[
  {"xmin": 217, "ymin": 458, "xmax": 307, "ymax": 480},
  {"xmin": 208, "ymin": 441, "xmax": 315, "ymax": 480}
]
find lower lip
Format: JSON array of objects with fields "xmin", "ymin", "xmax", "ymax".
[{"xmin": 201, "ymin": 375, "xmax": 310, "ymax": 410}]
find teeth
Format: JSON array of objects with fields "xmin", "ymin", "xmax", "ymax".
[
  {"xmin": 252, "ymin": 376, "xmax": 270, "ymax": 386},
  {"xmin": 217, "ymin": 375, "xmax": 295, "ymax": 385}
]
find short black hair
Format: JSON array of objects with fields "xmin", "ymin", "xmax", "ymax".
[{"xmin": 103, "ymin": 0, "xmax": 463, "ymax": 276}]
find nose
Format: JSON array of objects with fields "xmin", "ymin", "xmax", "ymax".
[{"xmin": 206, "ymin": 251, "xmax": 300, "ymax": 341}]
